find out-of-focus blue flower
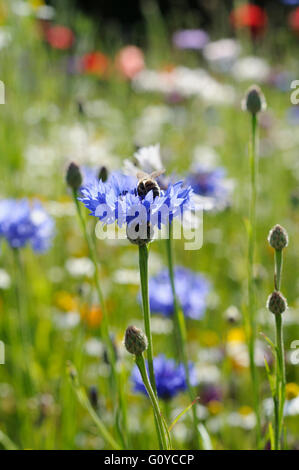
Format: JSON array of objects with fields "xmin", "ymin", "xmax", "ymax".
[
  {"xmin": 173, "ymin": 29, "xmax": 209, "ymax": 50},
  {"xmin": 286, "ymin": 106, "xmax": 299, "ymax": 125},
  {"xmin": 131, "ymin": 354, "xmax": 198, "ymax": 400},
  {"xmin": 79, "ymin": 170, "xmax": 195, "ymax": 230},
  {"xmin": 0, "ymin": 199, "xmax": 55, "ymax": 252},
  {"xmin": 186, "ymin": 165, "xmax": 231, "ymax": 211},
  {"xmin": 148, "ymin": 267, "xmax": 210, "ymax": 320},
  {"xmin": 280, "ymin": 0, "xmax": 299, "ymax": 5}
]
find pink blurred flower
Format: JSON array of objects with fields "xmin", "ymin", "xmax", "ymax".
[
  {"xmin": 45, "ymin": 25, "xmax": 74, "ymax": 50},
  {"xmin": 115, "ymin": 45, "xmax": 145, "ymax": 79}
]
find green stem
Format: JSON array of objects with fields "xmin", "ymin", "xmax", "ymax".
[
  {"xmin": 138, "ymin": 243, "xmax": 164, "ymax": 450},
  {"xmin": 12, "ymin": 248, "xmax": 34, "ymax": 396},
  {"xmin": 72, "ymin": 189, "xmax": 127, "ymax": 447},
  {"xmin": 135, "ymin": 354, "xmax": 168, "ymax": 450},
  {"xmin": 69, "ymin": 364, "xmax": 122, "ymax": 450},
  {"xmin": 273, "ymin": 249, "xmax": 286, "ymax": 450},
  {"xmin": 165, "ymin": 225, "xmax": 200, "ymax": 448},
  {"xmin": 138, "ymin": 244, "xmax": 157, "ymax": 396},
  {"xmin": 247, "ymin": 113, "xmax": 262, "ymax": 447}
]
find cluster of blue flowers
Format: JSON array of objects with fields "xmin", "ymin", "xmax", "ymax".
[
  {"xmin": 131, "ymin": 354, "xmax": 198, "ymax": 400},
  {"xmin": 148, "ymin": 267, "xmax": 210, "ymax": 320},
  {"xmin": 0, "ymin": 199, "xmax": 55, "ymax": 253},
  {"xmin": 79, "ymin": 171, "xmax": 195, "ymax": 230}
]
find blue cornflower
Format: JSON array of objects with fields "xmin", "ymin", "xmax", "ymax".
[
  {"xmin": 79, "ymin": 171, "xmax": 195, "ymax": 232},
  {"xmin": 186, "ymin": 165, "xmax": 231, "ymax": 211},
  {"xmin": 131, "ymin": 354, "xmax": 198, "ymax": 400},
  {"xmin": 0, "ymin": 199, "xmax": 55, "ymax": 252},
  {"xmin": 148, "ymin": 267, "xmax": 210, "ymax": 320}
]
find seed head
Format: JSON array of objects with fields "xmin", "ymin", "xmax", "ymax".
[
  {"xmin": 268, "ymin": 224, "xmax": 288, "ymax": 251},
  {"xmin": 124, "ymin": 325, "xmax": 148, "ymax": 356},
  {"xmin": 267, "ymin": 291, "xmax": 287, "ymax": 315},
  {"xmin": 66, "ymin": 162, "xmax": 82, "ymax": 190},
  {"xmin": 242, "ymin": 85, "xmax": 266, "ymax": 115}
]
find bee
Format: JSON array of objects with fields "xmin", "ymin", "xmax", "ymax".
[{"xmin": 136, "ymin": 169, "xmax": 165, "ymax": 199}]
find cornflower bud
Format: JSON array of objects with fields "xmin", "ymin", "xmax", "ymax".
[
  {"xmin": 98, "ymin": 166, "xmax": 108, "ymax": 182},
  {"xmin": 242, "ymin": 85, "xmax": 266, "ymax": 115},
  {"xmin": 268, "ymin": 224, "xmax": 288, "ymax": 251},
  {"xmin": 126, "ymin": 221, "xmax": 154, "ymax": 246},
  {"xmin": 66, "ymin": 162, "xmax": 82, "ymax": 190},
  {"xmin": 267, "ymin": 291, "xmax": 287, "ymax": 315},
  {"xmin": 124, "ymin": 325, "xmax": 148, "ymax": 356}
]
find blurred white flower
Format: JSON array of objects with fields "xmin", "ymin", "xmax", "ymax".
[
  {"xmin": 133, "ymin": 105, "xmax": 173, "ymax": 144},
  {"xmin": 85, "ymin": 338, "xmax": 104, "ymax": 357},
  {"xmin": 0, "ymin": 28, "xmax": 12, "ymax": 50},
  {"xmin": 0, "ymin": 269, "xmax": 11, "ymax": 290},
  {"xmin": 113, "ymin": 268, "xmax": 140, "ymax": 285},
  {"xmin": 53, "ymin": 312, "xmax": 80, "ymax": 329},
  {"xmin": 35, "ymin": 5, "xmax": 55, "ymax": 20},
  {"xmin": 227, "ymin": 410, "xmax": 256, "ymax": 430},
  {"xmin": 65, "ymin": 257, "xmax": 95, "ymax": 278},
  {"xmin": 264, "ymin": 396, "xmax": 299, "ymax": 417},
  {"xmin": 232, "ymin": 56, "xmax": 270, "ymax": 82},
  {"xmin": 192, "ymin": 145, "xmax": 220, "ymax": 169},
  {"xmin": 203, "ymin": 39, "xmax": 241, "ymax": 72},
  {"xmin": 133, "ymin": 67, "xmax": 236, "ymax": 105}
]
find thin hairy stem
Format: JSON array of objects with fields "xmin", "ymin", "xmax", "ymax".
[
  {"xmin": 135, "ymin": 354, "xmax": 169, "ymax": 450},
  {"xmin": 165, "ymin": 224, "xmax": 200, "ymax": 448},
  {"xmin": 247, "ymin": 113, "xmax": 262, "ymax": 447}
]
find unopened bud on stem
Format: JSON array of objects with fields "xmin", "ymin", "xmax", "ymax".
[
  {"xmin": 66, "ymin": 162, "xmax": 82, "ymax": 191},
  {"xmin": 124, "ymin": 325, "xmax": 148, "ymax": 355},
  {"xmin": 242, "ymin": 85, "xmax": 266, "ymax": 115},
  {"xmin": 268, "ymin": 224, "xmax": 288, "ymax": 251},
  {"xmin": 267, "ymin": 291, "xmax": 287, "ymax": 315}
]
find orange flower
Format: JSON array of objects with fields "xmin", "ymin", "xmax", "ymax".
[
  {"xmin": 80, "ymin": 304, "xmax": 103, "ymax": 328},
  {"xmin": 115, "ymin": 46, "xmax": 145, "ymax": 79},
  {"xmin": 81, "ymin": 52, "xmax": 109, "ymax": 77}
]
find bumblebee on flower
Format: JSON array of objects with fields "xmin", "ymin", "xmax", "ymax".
[{"xmin": 79, "ymin": 155, "xmax": 195, "ymax": 246}]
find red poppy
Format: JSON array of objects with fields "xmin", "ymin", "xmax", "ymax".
[
  {"xmin": 115, "ymin": 45, "xmax": 145, "ymax": 79},
  {"xmin": 289, "ymin": 7, "xmax": 299, "ymax": 34},
  {"xmin": 81, "ymin": 52, "xmax": 109, "ymax": 77},
  {"xmin": 230, "ymin": 4, "xmax": 267, "ymax": 36}
]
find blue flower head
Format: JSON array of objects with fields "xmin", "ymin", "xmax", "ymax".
[
  {"xmin": 148, "ymin": 267, "xmax": 210, "ymax": 320},
  {"xmin": 79, "ymin": 171, "xmax": 195, "ymax": 236},
  {"xmin": 186, "ymin": 165, "xmax": 232, "ymax": 212},
  {"xmin": 131, "ymin": 354, "xmax": 198, "ymax": 400},
  {"xmin": 0, "ymin": 199, "xmax": 55, "ymax": 252}
]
